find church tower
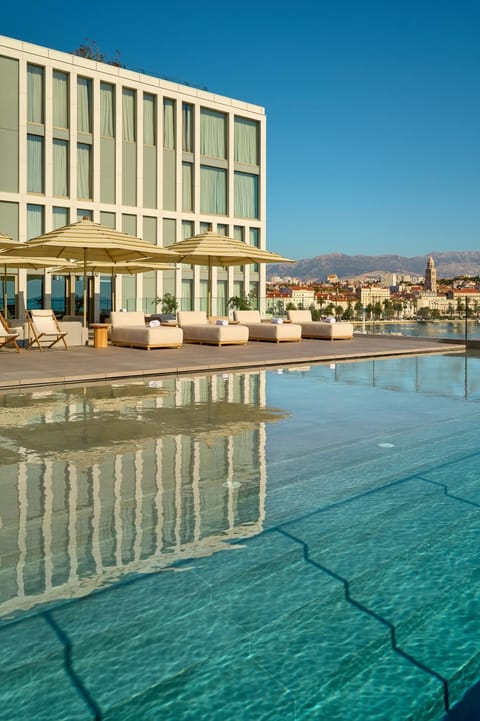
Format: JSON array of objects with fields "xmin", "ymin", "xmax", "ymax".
[{"xmin": 425, "ymin": 256, "xmax": 437, "ymax": 293}]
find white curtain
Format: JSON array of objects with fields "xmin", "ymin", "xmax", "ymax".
[
  {"xmin": 100, "ymin": 83, "xmax": 114, "ymax": 137},
  {"xmin": 52, "ymin": 206, "xmax": 69, "ymax": 229},
  {"xmin": 53, "ymin": 71, "xmax": 68, "ymax": 129},
  {"xmin": 234, "ymin": 117, "xmax": 258, "ymax": 165},
  {"xmin": 182, "ymin": 162, "xmax": 193, "ymax": 211},
  {"xmin": 234, "ymin": 172, "xmax": 258, "ymax": 218},
  {"xmin": 122, "ymin": 89, "xmax": 136, "ymax": 141},
  {"xmin": 182, "ymin": 220, "xmax": 194, "ymax": 239},
  {"xmin": 77, "ymin": 143, "xmax": 91, "ymax": 199},
  {"xmin": 143, "ymin": 93, "xmax": 155, "ymax": 145},
  {"xmin": 27, "ymin": 65, "xmax": 43, "ymax": 124},
  {"xmin": 77, "ymin": 78, "xmax": 92, "ymax": 133},
  {"xmin": 182, "ymin": 103, "xmax": 193, "ymax": 152},
  {"xmin": 200, "ymin": 109, "xmax": 226, "ymax": 159},
  {"xmin": 27, "ymin": 135, "xmax": 43, "ymax": 193},
  {"xmin": 27, "ymin": 204, "xmax": 44, "ymax": 239},
  {"xmin": 52, "ymin": 139, "xmax": 68, "ymax": 196},
  {"xmin": 200, "ymin": 166, "xmax": 226, "ymax": 215},
  {"xmin": 163, "ymin": 99, "xmax": 175, "ymax": 149}
]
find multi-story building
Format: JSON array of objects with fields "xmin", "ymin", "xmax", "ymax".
[{"xmin": 0, "ymin": 35, "xmax": 266, "ymax": 321}]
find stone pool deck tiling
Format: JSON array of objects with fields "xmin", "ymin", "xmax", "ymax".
[{"xmin": 0, "ymin": 335, "xmax": 465, "ymax": 389}]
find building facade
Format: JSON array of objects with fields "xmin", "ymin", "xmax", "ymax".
[{"xmin": 0, "ymin": 35, "xmax": 266, "ymax": 320}]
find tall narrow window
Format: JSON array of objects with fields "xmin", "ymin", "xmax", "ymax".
[
  {"xmin": 143, "ymin": 93, "xmax": 156, "ymax": 145},
  {"xmin": 27, "ymin": 134, "xmax": 44, "ymax": 193},
  {"xmin": 53, "ymin": 206, "xmax": 69, "ymax": 228},
  {"xmin": 53, "ymin": 139, "xmax": 68, "ymax": 196},
  {"xmin": 200, "ymin": 166, "xmax": 227, "ymax": 215},
  {"xmin": 182, "ymin": 103, "xmax": 193, "ymax": 152},
  {"xmin": 27, "ymin": 65, "xmax": 44, "ymax": 124},
  {"xmin": 163, "ymin": 99, "xmax": 175, "ymax": 149},
  {"xmin": 100, "ymin": 82, "xmax": 114, "ymax": 137},
  {"xmin": 77, "ymin": 77, "xmax": 92, "ymax": 133},
  {"xmin": 234, "ymin": 117, "xmax": 258, "ymax": 165},
  {"xmin": 122, "ymin": 88, "xmax": 136, "ymax": 141},
  {"xmin": 182, "ymin": 162, "xmax": 193, "ymax": 211},
  {"xmin": 53, "ymin": 71, "xmax": 69, "ymax": 129},
  {"xmin": 77, "ymin": 143, "xmax": 91, "ymax": 199},
  {"xmin": 200, "ymin": 109, "xmax": 226, "ymax": 159},
  {"xmin": 27, "ymin": 203, "xmax": 44, "ymax": 239},
  {"xmin": 234, "ymin": 172, "xmax": 258, "ymax": 218}
]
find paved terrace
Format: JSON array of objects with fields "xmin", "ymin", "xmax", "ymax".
[{"xmin": 0, "ymin": 334, "xmax": 465, "ymax": 390}]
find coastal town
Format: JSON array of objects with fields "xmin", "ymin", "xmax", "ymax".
[{"xmin": 267, "ymin": 256, "xmax": 480, "ymax": 321}]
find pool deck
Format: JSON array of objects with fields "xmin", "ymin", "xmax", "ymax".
[{"xmin": 0, "ymin": 334, "xmax": 466, "ymax": 390}]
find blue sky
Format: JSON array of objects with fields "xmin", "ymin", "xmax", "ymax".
[{"xmin": 3, "ymin": 0, "xmax": 480, "ymax": 260}]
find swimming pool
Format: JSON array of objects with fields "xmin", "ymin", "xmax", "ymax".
[{"xmin": 1, "ymin": 353, "xmax": 480, "ymax": 720}]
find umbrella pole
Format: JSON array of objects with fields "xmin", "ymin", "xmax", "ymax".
[
  {"xmin": 2, "ymin": 265, "xmax": 7, "ymax": 319},
  {"xmin": 83, "ymin": 249, "xmax": 87, "ymax": 328},
  {"xmin": 208, "ymin": 259, "xmax": 212, "ymax": 318}
]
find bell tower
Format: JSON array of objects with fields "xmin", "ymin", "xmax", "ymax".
[{"xmin": 425, "ymin": 256, "xmax": 437, "ymax": 293}]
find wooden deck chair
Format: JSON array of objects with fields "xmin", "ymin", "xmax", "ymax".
[
  {"xmin": 0, "ymin": 311, "xmax": 21, "ymax": 352},
  {"xmin": 26, "ymin": 309, "xmax": 69, "ymax": 351}
]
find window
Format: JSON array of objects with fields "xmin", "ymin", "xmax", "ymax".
[
  {"xmin": 182, "ymin": 162, "xmax": 193, "ymax": 211},
  {"xmin": 200, "ymin": 166, "xmax": 227, "ymax": 215},
  {"xmin": 27, "ymin": 135, "xmax": 44, "ymax": 193},
  {"xmin": 234, "ymin": 172, "xmax": 258, "ymax": 218},
  {"xmin": 27, "ymin": 203, "xmax": 44, "ymax": 239},
  {"xmin": 163, "ymin": 99, "xmax": 175, "ymax": 149},
  {"xmin": 182, "ymin": 103, "xmax": 193, "ymax": 152},
  {"xmin": 52, "ymin": 139, "xmax": 68, "ymax": 196},
  {"xmin": 234, "ymin": 117, "xmax": 259, "ymax": 165},
  {"xmin": 27, "ymin": 65, "xmax": 44, "ymax": 124},
  {"xmin": 122, "ymin": 88, "xmax": 136, "ymax": 141},
  {"xmin": 53, "ymin": 206, "xmax": 69, "ymax": 228},
  {"xmin": 53, "ymin": 71, "xmax": 69, "ymax": 129},
  {"xmin": 100, "ymin": 83, "xmax": 114, "ymax": 137},
  {"xmin": 77, "ymin": 143, "xmax": 92, "ymax": 199},
  {"xmin": 200, "ymin": 109, "xmax": 226, "ymax": 159},
  {"xmin": 143, "ymin": 93, "xmax": 156, "ymax": 145},
  {"xmin": 77, "ymin": 77, "xmax": 92, "ymax": 133}
]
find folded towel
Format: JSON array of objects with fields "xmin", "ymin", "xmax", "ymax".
[
  {"xmin": 271, "ymin": 318, "xmax": 283, "ymax": 324},
  {"xmin": 216, "ymin": 319, "xmax": 229, "ymax": 326},
  {"xmin": 149, "ymin": 319, "xmax": 161, "ymax": 327}
]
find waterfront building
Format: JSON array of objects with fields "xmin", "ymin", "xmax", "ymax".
[{"xmin": 0, "ymin": 35, "xmax": 266, "ymax": 321}]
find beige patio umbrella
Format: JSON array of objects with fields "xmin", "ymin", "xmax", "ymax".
[
  {"xmin": 0, "ymin": 256, "xmax": 58, "ymax": 319},
  {"xmin": 164, "ymin": 227, "xmax": 294, "ymax": 317},
  {"xmin": 54, "ymin": 260, "xmax": 176, "ymax": 313},
  {"xmin": 6, "ymin": 218, "xmax": 180, "ymax": 326}
]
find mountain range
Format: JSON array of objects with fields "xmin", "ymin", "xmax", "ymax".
[{"xmin": 267, "ymin": 251, "xmax": 480, "ymax": 282}]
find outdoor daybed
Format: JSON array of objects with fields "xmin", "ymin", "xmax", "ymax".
[
  {"xmin": 110, "ymin": 311, "xmax": 183, "ymax": 350},
  {"xmin": 287, "ymin": 310, "xmax": 354, "ymax": 340},
  {"xmin": 177, "ymin": 311, "xmax": 248, "ymax": 346},
  {"xmin": 233, "ymin": 310, "xmax": 302, "ymax": 342}
]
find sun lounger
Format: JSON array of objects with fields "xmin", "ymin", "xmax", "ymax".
[
  {"xmin": 233, "ymin": 310, "xmax": 302, "ymax": 342},
  {"xmin": 177, "ymin": 311, "xmax": 248, "ymax": 346},
  {"xmin": 26, "ymin": 309, "xmax": 69, "ymax": 350},
  {"xmin": 110, "ymin": 311, "xmax": 183, "ymax": 350},
  {"xmin": 287, "ymin": 310, "xmax": 353, "ymax": 340},
  {"xmin": 0, "ymin": 311, "xmax": 21, "ymax": 352}
]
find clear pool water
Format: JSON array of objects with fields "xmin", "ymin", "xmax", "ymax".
[{"xmin": 1, "ymin": 354, "xmax": 480, "ymax": 721}]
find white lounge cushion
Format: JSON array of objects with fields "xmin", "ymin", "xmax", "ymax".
[
  {"xmin": 110, "ymin": 311, "xmax": 182, "ymax": 349},
  {"xmin": 233, "ymin": 310, "xmax": 302, "ymax": 343},
  {"xmin": 177, "ymin": 311, "xmax": 248, "ymax": 346},
  {"xmin": 287, "ymin": 310, "xmax": 353, "ymax": 339}
]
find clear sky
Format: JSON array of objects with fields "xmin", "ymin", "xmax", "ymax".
[{"xmin": 2, "ymin": 0, "xmax": 480, "ymax": 260}]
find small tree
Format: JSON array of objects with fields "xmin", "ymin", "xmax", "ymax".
[
  {"xmin": 228, "ymin": 295, "xmax": 252, "ymax": 311},
  {"xmin": 153, "ymin": 292, "xmax": 178, "ymax": 315},
  {"xmin": 73, "ymin": 39, "xmax": 123, "ymax": 67}
]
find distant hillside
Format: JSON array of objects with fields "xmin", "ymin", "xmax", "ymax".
[{"xmin": 267, "ymin": 251, "xmax": 480, "ymax": 281}]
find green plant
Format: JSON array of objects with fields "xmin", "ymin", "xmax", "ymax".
[
  {"xmin": 228, "ymin": 294, "xmax": 252, "ymax": 311},
  {"xmin": 153, "ymin": 292, "xmax": 178, "ymax": 314}
]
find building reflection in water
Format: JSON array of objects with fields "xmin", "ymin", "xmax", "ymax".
[{"xmin": 0, "ymin": 371, "xmax": 285, "ymax": 619}]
